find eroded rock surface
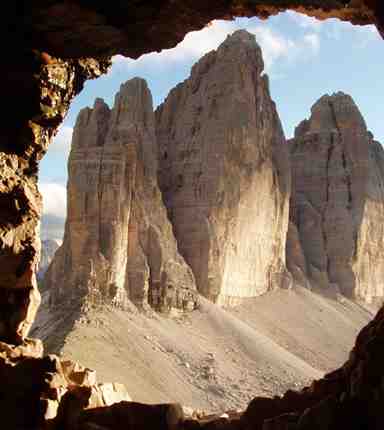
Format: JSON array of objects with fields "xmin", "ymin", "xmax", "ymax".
[
  {"xmin": 156, "ymin": 30, "xmax": 291, "ymax": 304},
  {"xmin": 353, "ymin": 138, "xmax": 384, "ymax": 305},
  {"xmin": 287, "ymin": 92, "xmax": 384, "ymax": 306},
  {"xmin": 28, "ymin": 1, "xmax": 382, "ymax": 58},
  {"xmin": 44, "ymin": 78, "xmax": 197, "ymax": 313},
  {"xmin": 0, "ymin": 338, "xmax": 131, "ymax": 429},
  {"xmin": 0, "ymin": 55, "xmax": 109, "ymax": 345}
]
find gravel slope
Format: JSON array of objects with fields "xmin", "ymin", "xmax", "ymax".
[{"xmin": 33, "ymin": 287, "xmax": 372, "ymax": 413}]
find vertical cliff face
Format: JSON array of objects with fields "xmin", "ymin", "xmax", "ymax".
[
  {"xmin": 156, "ymin": 30, "xmax": 291, "ymax": 305},
  {"xmin": 353, "ymin": 138, "xmax": 384, "ymax": 306},
  {"xmin": 287, "ymin": 92, "xmax": 384, "ymax": 305},
  {"xmin": 44, "ymin": 78, "xmax": 197, "ymax": 312}
]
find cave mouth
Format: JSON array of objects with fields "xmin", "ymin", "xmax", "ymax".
[
  {"xmin": 33, "ymin": 10, "xmax": 383, "ymax": 412},
  {"xmin": 1, "ymin": 2, "xmax": 384, "ymax": 427}
]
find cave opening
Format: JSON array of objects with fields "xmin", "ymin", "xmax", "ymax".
[
  {"xmin": 3, "ymin": 2, "xmax": 384, "ymax": 429},
  {"xmin": 34, "ymin": 9, "xmax": 383, "ymax": 410}
]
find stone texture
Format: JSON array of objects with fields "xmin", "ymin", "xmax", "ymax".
[
  {"xmin": 353, "ymin": 138, "xmax": 384, "ymax": 305},
  {"xmin": 156, "ymin": 30, "xmax": 291, "ymax": 305},
  {"xmin": 28, "ymin": 2, "xmax": 382, "ymax": 59},
  {"xmin": 38, "ymin": 239, "xmax": 61, "ymax": 280},
  {"xmin": 285, "ymin": 221, "xmax": 309, "ymax": 289},
  {"xmin": 44, "ymin": 78, "xmax": 197, "ymax": 313},
  {"xmin": 0, "ymin": 339, "xmax": 131, "ymax": 429},
  {"xmin": 287, "ymin": 92, "xmax": 384, "ymax": 305},
  {"xmin": 76, "ymin": 401, "xmax": 184, "ymax": 430},
  {"xmin": 0, "ymin": 54, "xmax": 109, "ymax": 345}
]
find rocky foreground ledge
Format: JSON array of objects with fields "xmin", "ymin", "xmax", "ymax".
[
  {"xmin": 1, "ymin": 336, "xmax": 240, "ymax": 430},
  {"xmin": 3, "ymin": 304, "xmax": 384, "ymax": 429}
]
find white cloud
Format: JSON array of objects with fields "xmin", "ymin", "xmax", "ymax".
[
  {"xmin": 287, "ymin": 10, "xmax": 380, "ymax": 46},
  {"xmin": 324, "ymin": 21, "xmax": 381, "ymax": 46},
  {"xmin": 303, "ymin": 33, "xmax": 320, "ymax": 54},
  {"xmin": 113, "ymin": 19, "xmax": 320, "ymax": 74},
  {"xmin": 286, "ymin": 11, "xmax": 324, "ymax": 31},
  {"xmin": 39, "ymin": 182, "xmax": 67, "ymax": 219},
  {"xmin": 353, "ymin": 24, "xmax": 381, "ymax": 47},
  {"xmin": 165, "ymin": 20, "xmax": 238, "ymax": 60},
  {"xmin": 248, "ymin": 26, "xmax": 320, "ymax": 69},
  {"xmin": 112, "ymin": 20, "xmax": 238, "ymax": 68},
  {"xmin": 249, "ymin": 26, "xmax": 296, "ymax": 69},
  {"xmin": 326, "ymin": 20, "xmax": 353, "ymax": 41},
  {"xmin": 50, "ymin": 125, "xmax": 73, "ymax": 156}
]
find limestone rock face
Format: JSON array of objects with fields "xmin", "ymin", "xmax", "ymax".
[
  {"xmin": 287, "ymin": 92, "xmax": 384, "ymax": 305},
  {"xmin": 38, "ymin": 239, "xmax": 61, "ymax": 280},
  {"xmin": 353, "ymin": 139, "xmax": 384, "ymax": 305},
  {"xmin": 44, "ymin": 78, "xmax": 197, "ymax": 312},
  {"xmin": 156, "ymin": 30, "xmax": 291, "ymax": 305}
]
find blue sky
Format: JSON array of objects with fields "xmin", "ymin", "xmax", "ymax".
[{"xmin": 39, "ymin": 11, "xmax": 383, "ymax": 239}]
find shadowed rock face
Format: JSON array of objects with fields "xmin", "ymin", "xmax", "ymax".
[
  {"xmin": 26, "ymin": 1, "xmax": 384, "ymax": 59},
  {"xmin": 44, "ymin": 78, "xmax": 197, "ymax": 313},
  {"xmin": 0, "ymin": 57, "xmax": 109, "ymax": 345},
  {"xmin": 156, "ymin": 30, "xmax": 291, "ymax": 305},
  {"xmin": 287, "ymin": 92, "xmax": 384, "ymax": 306}
]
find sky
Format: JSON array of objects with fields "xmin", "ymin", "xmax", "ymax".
[{"xmin": 39, "ymin": 11, "xmax": 384, "ymax": 240}]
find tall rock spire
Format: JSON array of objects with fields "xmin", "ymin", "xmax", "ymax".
[
  {"xmin": 44, "ymin": 78, "xmax": 197, "ymax": 312},
  {"xmin": 287, "ymin": 92, "xmax": 384, "ymax": 306},
  {"xmin": 156, "ymin": 30, "xmax": 292, "ymax": 304}
]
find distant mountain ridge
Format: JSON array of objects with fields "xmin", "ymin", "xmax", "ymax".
[{"xmin": 38, "ymin": 239, "xmax": 61, "ymax": 280}]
